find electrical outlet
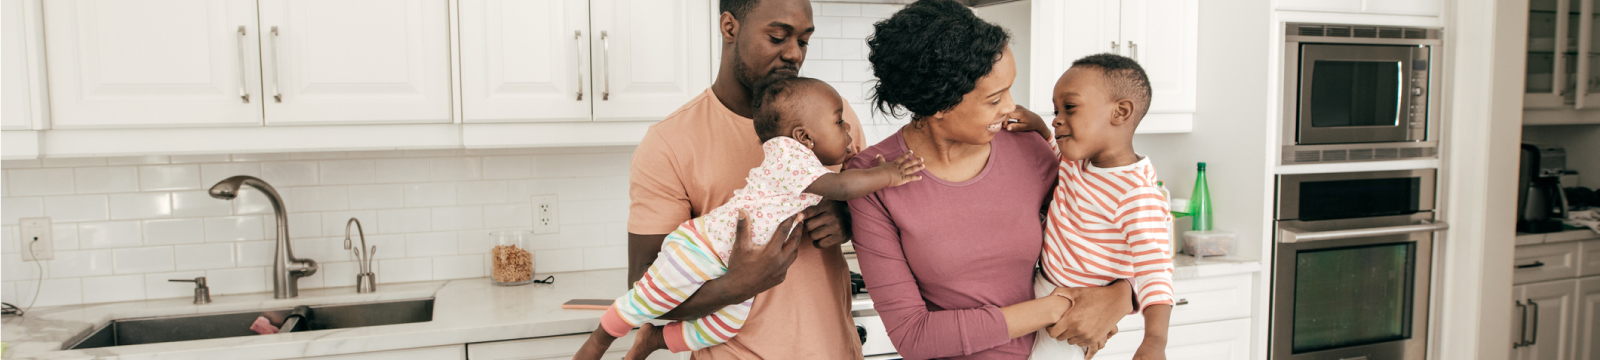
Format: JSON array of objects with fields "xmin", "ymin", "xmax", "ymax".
[
  {"xmin": 533, "ymin": 194, "xmax": 560, "ymax": 234},
  {"xmin": 20, "ymin": 217, "xmax": 53, "ymax": 261}
]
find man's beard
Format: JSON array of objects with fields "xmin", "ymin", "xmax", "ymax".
[{"xmin": 732, "ymin": 45, "xmax": 799, "ymax": 105}]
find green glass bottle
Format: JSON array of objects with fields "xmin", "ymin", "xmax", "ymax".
[{"xmin": 1190, "ymin": 162, "xmax": 1213, "ymax": 231}]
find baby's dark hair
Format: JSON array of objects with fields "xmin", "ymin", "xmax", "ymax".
[
  {"xmin": 751, "ymin": 77, "xmax": 827, "ymax": 143},
  {"xmin": 1071, "ymin": 53, "xmax": 1153, "ymax": 118}
]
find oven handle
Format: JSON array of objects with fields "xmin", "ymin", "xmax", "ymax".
[{"xmin": 1278, "ymin": 221, "xmax": 1448, "ymax": 243}]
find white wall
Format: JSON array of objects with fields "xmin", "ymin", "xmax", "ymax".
[
  {"xmin": 974, "ymin": 0, "xmax": 1032, "ymax": 110},
  {"xmin": 0, "ymin": 148, "xmax": 632, "ymax": 308},
  {"xmin": 1522, "ymin": 124, "xmax": 1600, "ymax": 189}
]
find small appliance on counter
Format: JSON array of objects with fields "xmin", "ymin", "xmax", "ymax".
[{"xmin": 1518, "ymin": 142, "xmax": 1570, "ymax": 233}]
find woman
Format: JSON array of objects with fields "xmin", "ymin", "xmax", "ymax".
[{"xmin": 848, "ymin": 1, "xmax": 1133, "ymax": 359}]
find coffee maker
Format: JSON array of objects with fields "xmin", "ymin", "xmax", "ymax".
[{"xmin": 1519, "ymin": 143, "xmax": 1569, "ymax": 233}]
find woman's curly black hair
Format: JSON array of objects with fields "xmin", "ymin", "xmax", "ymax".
[{"xmin": 866, "ymin": 0, "xmax": 1010, "ymax": 120}]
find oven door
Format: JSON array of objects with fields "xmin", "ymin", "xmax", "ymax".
[
  {"xmin": 1297, "ymin": 44, "xmax": 1430, "ymax": 145},
  {"xmin": 1271, "ymin": 213, "xmax": 1445, "ymax": 360}
]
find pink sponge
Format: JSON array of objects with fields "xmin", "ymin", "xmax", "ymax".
[{"xmin": 250, "ymin": 316, "xmax": 278, "ymax": 335}]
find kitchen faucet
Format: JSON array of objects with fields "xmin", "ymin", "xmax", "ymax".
[{"xmin": 209, "ymin": 175, "xmax": 318, "ymax": 298}]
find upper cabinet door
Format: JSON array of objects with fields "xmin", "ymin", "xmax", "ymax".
[
  {"xmin": 1123, "ymin": 0, "xmax": 1197, "ymax": 114},
  {"xmin": 44, "ymin": 0, "xmax": 263, "ymax": 129},
  {"xmin": 588, "ymin": 0, "xmax": 711, "ymax": 122},
  {"xmin": 3, "ymin": 0, "xmax": 36, "ymax": 130},
  {"xmin": 459, "ymin": 0, "xmax": 591, "ymax": 123},
  {"xmin": 1578, "ymin": 277, "xmax": 1600, "ymax": 360},
  {"xmin": 1030, "ymin": 0, "xmax": 1118, "ymax": 111},
  {"xmin": 1276, "ymin": 0, "xmax": 1362, "ymax": 13},
  {"xmin": 258, "ymin": 0, "xmax": 452, "ymax": 125},
  {"xmin": 1362, "ymin": 0, "xmax": 1442, "ymax": 16}
]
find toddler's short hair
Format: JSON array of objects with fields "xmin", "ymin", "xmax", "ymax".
[
  {"xmin": 1071, "ymin": 53, "xmax": 1152, "ymax": 118},
  {"xmin": 751, "ymin": 77, "xmax": 827, "ymax": 143}
]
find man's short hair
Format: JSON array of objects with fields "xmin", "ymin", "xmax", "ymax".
[
  {"xmin": 1071, "ymin": 53, "xmax": 1152, "ymax": 117},
  {"xmin": 721, "ymin": 0, "xmax": 760, "ymax": 21}
]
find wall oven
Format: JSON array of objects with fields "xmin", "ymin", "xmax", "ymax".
[
  {"xmin": 1282, "ymin": 23, "xmax": 1443, "ymax": 165},
  {"xmin": 1271, "ymin": 169, "xmax": 1448, "ymax": 360}
]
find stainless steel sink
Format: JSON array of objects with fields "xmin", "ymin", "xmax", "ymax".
[{"xmin": 64, "ymin": 298, "xmax": 434, "ymax": 350}]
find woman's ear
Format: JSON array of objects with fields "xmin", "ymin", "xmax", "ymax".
[
  {"xmin": 1110, "ymin": 98, "xmax": 1135, "ymax": 126},
  {"xmin": 719, "ymin": 12, "xmax": 739, "ymax": 44}
]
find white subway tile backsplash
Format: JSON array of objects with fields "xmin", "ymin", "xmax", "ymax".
[
  {"xmin": 482, "ymin": 203, "xmax": 534, "ymax": 229},
  {"xmin": 234, "ymin": 241, "xmax": 275, "ymax": 267},
  {"xmin": 261, "ymin": 161, "xmax": 319, "ymax": 187},
  {"xmin": 173, "ymin": 243, "xmax": 236, "ymax": 271},
  {"xmin": 205, "ymin": 267, "xmax": 268, "ymax": 295},
  {"xmin": 559, "ymin": 200, "xmax": 627, "ymax": 225},
  {"xmin": 144, "ymin": 271, "xmax": 207, "ymax": 300},
  {"xmin": 290, "ymin": 186, "xmax": 349, "ymax": 212},
  {"xmin": 1, "ymin": 159, "xmax": 40, "ymax": 168},
  {"xmin": 830, "ymin": 81, "xmax": 864, "ymax": 101},
  {"xmin": 813, "ymin": 16, "xmax": 843, "ymax": 38},
  {"xmin": 375, "ymin": 158, "xmax": 431, "ymax": 183},
  {"xmin": 321, "ymin": 261, "xmax": 359, "ymax": 288},
  {"xmin": 45, "ymin": 195, "xmax": 110, "ymax": 222},
  {"xmin": 204, "ymin": 216, "xmax": 266, "ymax": 242},
  {"xmin": 113, "ymin": 247, "xmax": 174, "ymax": 274},
  {"xmin": 840, "ymin": 17, "xmax": 875, "ymax": 38},
  {"xmin": 107, "ymin": 156, "xmax": 172, "ymax": 166},
  {"xmin": 457, "ymin": 181, "xmax": 508, "ymax": 205},
  {"xmin": 286, "ymin": 212, "xmax": 322, "ymax": 238},
  {"xmin": 320, "ymin": 210, "xmax": 378, "ymax": 236},
  {"xmin": 19, "ymin": 278, "xmax": 83, "ymax": 307},
  {"xmin": 534, "ymin": 248, "xmax": 584, "ymax": 274},
  {"xmin": 82, "ymin": 274, "xmax": 146, "ymax": 304},
  {"xmin": 47, "ymin": 249, "xmax": 114, "ymax": 278},
  {"xmin": 405, "ymin": 149, "xmax": 458, "ymax": 157},
  {"xmin": 378, "ymin": 208, "xmax": 431, "ymax": 234},
  {"xmin": 232, "ymin": 188, "xmax": 277, "ymax": 215},
  {"xmin": 53, "ymin": 224, "xmax": 80, "ymax": 250},
  {"xmin": 803, "ymin": 60, "xmax": 844, "ymax": 81},
  {"xmin": 172, "ymin": 154, "xmax": 231, "ymax": 164},
  {"xmin": 558, "ymin": 224, "xmax": 607, "ymax": 249},
  {"xmin": 2, "ymin": 226, "xmax": 17, "ymax": 253},
  {"xmin": 200, "ymin": 163, "xmax": 262, "ymax": 192},
  {"xmin": 823, "ymin": 38, "xmax": 863, "ymax": 60},
  {"xmin": 483, "ymin": 156, "xmax": 532, "ymax": 180},
  {"xmin": 378, "ymin": 258, "xmax": 432, "ymax": 283},
  {"xmin": 42, "ymin": 157, "xmax": 106, "ymax": 168},
  {"xmin": 289, "ymin": 237, "xmax": 342, "ymax": 262},
  {"xmin": 349, "ymin": 184, "xmax": 404, "ymax": 210},
  {"xmin": 2, "ymin": 253, "xmax": 38, "ymax": 281},
  {"xmin": 172, "ymin": 191, "xmax": 234, "ymax": 218},
  {"xmin": 139, "ymin": 165, "xmax": 202, "ymax": 191},
  {"xmin": 79, "ymin": 221, "xmax": 142, "ymax": 249},
  {"xmin": 432, "ymin": 254, "xmax": 484, "ymax": 280},
  {"xmin": 364, "ymin": 234, "xmax": 406, "ymax": 259},
  {"xmin": 143, "ymin": 218, "xmax": 205, "ymax": 245},
  {"xmin": 406, "ymin": 231, "xmax": 458, "ymax": 257},
  {"xmin": 9, "ymin": 168, "xmax": 75, "ymax": 196},
  {"xmin": 432, "ymin": 206, "xmax": 484, "ymax": 231},
  {"xmin": 430, "ymin": 157, "xmax": 483, "ymax": 182},
  {"xmin": 404, "ymin": 183, "xmax": 456, "ymax": 207},
  {"xmin": 291, "ymin": 151, "xmax": 348, "ymax": 160},
  {"xmin": 583, "ymin": 246, "xmax": 628, "ymax": 270},
  {"xmin": 820, "ymin": 3, "xmax": 860, "ymax": 16},
  {"xmin": 2, "ymin": 282, "xmax": 15, "ymax": 304},
  {"xmin": 320, "ymin": 160, "xmax": 375, "ymax": 185},
  {"xmin": 842, "ymin": 60, "xmax": 874, "ymax": 82},
  {"xmin": 109, "ymin": 192, "xmax": 172, "ymax": 220},
  {"xmin": 75, "ymin": 167, "xmax": 140, "ymax": 194},
  {"xmin": 3, "ymin": 197, "xmax": 43, "ymax": 225}
]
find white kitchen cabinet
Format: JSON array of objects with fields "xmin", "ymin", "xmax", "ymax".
[
  {"xmin": 42, "ymin": 0, "xmax": 265, "ymax": 128},
  {"xmin": 1115, "ymin": 273, "xmax": 1252, "ymax": 331},
  {"xmin": 301, "ymin": 344, "xmax": 464, "ymax": 359},
  {"xmin": 587, "ymin": 0, "xmax": 712, "ymax": 122},
  {"xmin": 1516, "ymin": 241, "xmax": 1584, "ymax": 285},
  {"xmin": 459, "ymin": 0, "xmax": 592, "ymax": 123},
  {"xmin": 1583, "ymin": 240, "xmax": 1600, "ymax": 277},
  {"xmin": 1095, "ymin": 318, "xmax": 1252, "ymax": 360},
  {"xmin": 1578, "ymin": 277, "xmax": 1600, "ymax": 360},
  {"xmin": 467, "ymin": 333, "xmax": 680, "ymax": 360},
  {"xmin": 3, "ymin": 0, "xmax": 37, "ymax": 131},
  {"xmin": 257, "ymin": 0, "xmax": 453, "ymax": 125},
  {"xmin": 1511, "ymin": 279, "xmax": 1580, "ymax": 360},
  {"xmin": 1031, "ymin": 0, "xmax": 1195, "ymax": 133},
  {"xmin": 1276, "ymin": 0, "xmax": 1441, "ymax": 16}
]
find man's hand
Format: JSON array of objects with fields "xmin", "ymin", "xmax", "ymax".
[
  {"xmin": 1046, "ymin": 280, "xmax": 1133, "ymax": 350},
  {"xmin": 723, "ymin": 209, "xmax": 806, "ymax": 297},
  {"xmin": 801, "ymin": 200, "xmax": 852, "ymax": 248}
]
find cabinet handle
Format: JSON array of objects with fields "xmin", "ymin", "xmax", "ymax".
[
  {"xmin": 1527, "ymin": 300, "xmax": 1539, "ymax": 346},
  {"xmin": 574, "ymin": 30, "xmax": 584, "ymax": 101},
  {"xmin": 1111, "ymin": 41, "xmax": 1120, "ymax": 55},
  {"xmin": 1129, "ymin": 41, "xmax": 1138, "ymax": 61},
  {"xmin": 1174, "ymin": 298, "xmax": 1189, "ymax": 306},
  {"xmin": 601, "ymin": 31, "xmax": 610, "ymax": 101},
  {"xmin": 1515, "ymin": 300, "xmax": 1528, "ymax": 348},
  {"xmin": 270, "ymin": 26, "xmax": 284, "ymax": 103},
  {"xmin": 236, "ymin": 26, "xmax": 250, "ymax": 103},
  {"xmin": 1515, "ymin": 261, "xmax": 1545, "ymax": 269}
]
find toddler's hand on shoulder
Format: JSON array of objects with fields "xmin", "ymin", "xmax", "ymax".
[
  {"xmin": 876, "ymin": 152, "xmax": 925, "ymax": 187},
  {"xmin": 1004, "ymin": 105, "xmax": 1052, "ymax": 141}
]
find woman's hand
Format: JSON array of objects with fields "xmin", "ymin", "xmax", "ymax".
[
  {"xmin": 1046, "ymin": 280, "xmax": 1133, "ymax": 351},
  {"xmin": 1003, "ymin": 105, "xmax": 1052, "ymax": 141}
]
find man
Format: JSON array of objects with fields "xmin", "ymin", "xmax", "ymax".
[{"xmin": 624, "ymin": 0, "xmax": 866, "ymax": 359}]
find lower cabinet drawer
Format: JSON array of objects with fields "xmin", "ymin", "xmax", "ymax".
[
  {"xmin": 1582, "ymin": 240, "xmax": 1600, "ymax": 277},
  {"xmin": 1514, "ymin": 241, "xmax": 1582, "ymax": 285},
  {"xmin": 1095, "ymin": 318, "xmax": 1252, "ymax": 360},
  {"xmin": 1116, "ymin": 273, "xmax": 1254, "ymax": 331},
  {"xmin": 468, "ymin": 333, "xmax": 681, "ymax": 360}
]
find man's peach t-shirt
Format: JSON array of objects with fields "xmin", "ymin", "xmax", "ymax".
[{"xmin": 629, "ymin": 88, "xmax": 866, "ymax": 360}]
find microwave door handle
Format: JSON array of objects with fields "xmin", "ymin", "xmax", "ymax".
[{"xmin": 1278, "ymin": 221, "xmax": 1450, "ymax": 243}]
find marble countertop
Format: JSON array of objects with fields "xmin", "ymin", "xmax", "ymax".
[
  {"xmin": 2, "ymin": 269, "xmax": 631, "ymax": 360},
  {"xmin": 1515, "ymin": 229, "xmax": 1599, "ymax": 246}
]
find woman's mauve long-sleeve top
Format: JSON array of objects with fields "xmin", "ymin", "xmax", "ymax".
[{"xmin": 847, "ymin": 130, "xmax": 1057, "ymax": 360}]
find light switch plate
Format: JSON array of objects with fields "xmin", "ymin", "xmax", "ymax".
[
  {"xmin": 20, "ymin": 217, "xmax": 53, "ymax": 261},
  {"xmin": 533, "ymin": 194, "xmax": 560, "ymax": 234}
]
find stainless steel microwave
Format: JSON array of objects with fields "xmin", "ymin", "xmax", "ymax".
[{"xmin": 1282, "ymin": 24, "xmax": 1443, "ymax": 165}]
